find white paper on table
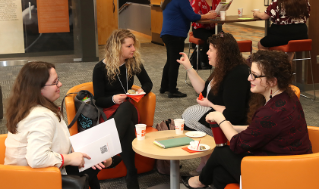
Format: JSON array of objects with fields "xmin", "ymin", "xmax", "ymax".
[
  {"xmin": 215, "ymin": 0, "xmax": 233, "ymax": 14},
  {"xmin": 69, "ymin": 118, "xmax": 122, "ymax": 172}
]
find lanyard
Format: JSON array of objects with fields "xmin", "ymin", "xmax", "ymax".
[{"xmin": 116, "ymin": 67, "xmax": 128, "ymax": 93}]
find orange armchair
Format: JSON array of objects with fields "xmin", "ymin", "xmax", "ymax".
[
  {"xmin": 64, "ymin": 82, "xmax": 158, "ymax": 180},
  {"xmin": 225, "ymin": 126, "xmax": 319, "ymax": 189},
  {"xmin": 0, "ymin": 134, "xmax": 62, "ymax": 189}
]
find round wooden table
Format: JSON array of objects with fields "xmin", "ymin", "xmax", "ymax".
[{"xmin": 132, "ymin": 130, "xmax": 216, "ymax": 189}]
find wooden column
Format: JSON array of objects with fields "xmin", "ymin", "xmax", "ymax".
[
  {"xmin": 150, "ymin": 0, "xmax": 164, "ymax": 45},
  {"xmin": 308, "ymin": 0, "xmax": 319, "ymax": 86},
  {"xmin": 96, "ymin": 0, "xmax": 118, "ymax": 45}
]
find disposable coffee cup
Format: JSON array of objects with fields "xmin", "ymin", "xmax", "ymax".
[
  {"xmin": 220, "ymin": 11, "xmax": 226, "ymax": 20},
  {"xmin": 238, "ymin": 8, "xmax": 243, "ymax": 17},
  {"xmin": 174, "ymin": 119, "xmax": 184, "ymax": 135},
  {"xmin": 209, "ymin": 122, "xmax": 227, "ymax": 147},
  {"xmin": 135, "ymin": 124, "xmax": 146, "ymax": 140}
]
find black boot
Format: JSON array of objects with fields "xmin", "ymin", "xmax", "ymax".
[{"xmin": 126, "ymin": 174, "xmax": 140, "ymax": 189}]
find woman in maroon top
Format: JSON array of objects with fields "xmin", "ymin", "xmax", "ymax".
[
  {"xmin": 181, "ymin": 50, "xmax": 312, "ymax": 189},
  {"xmin": 253, "ymin": 0, "xmax": 310, "ymax": 60}
]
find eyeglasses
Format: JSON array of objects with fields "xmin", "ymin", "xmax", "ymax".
[
  {"xmin": 45, "ymin": 77, "xmax": 60, "ymax": 86},
  {"xmin": 248, "ymin": 68, "xmax": 266, "ymax": 81}
]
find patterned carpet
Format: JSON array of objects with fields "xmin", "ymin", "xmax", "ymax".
[{"xmin": 0, "ymin": 23, "xmax": 318, "ymax": 189}]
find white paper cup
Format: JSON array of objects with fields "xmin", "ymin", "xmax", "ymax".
[
  {"xmin": 254, "ymin": 9, "xmax": 260, "ymax": 12},
  {"xmin": 190, "ymin": 141, "xmax": 200, "ymax": 150},
  {"xmin": 135, "ymin": 124, "xmax": 146, "ymax": 140},
  {"xmin": 174, "ymin": 119, "xmax": 184, "ymax": 135},
  {"xmin": 220, "ymin": 11, "xmax": 226, "ymax": 20},
  {"xmin": 238, "ymin": 8, "xmax": 243, "ymax": 17}
]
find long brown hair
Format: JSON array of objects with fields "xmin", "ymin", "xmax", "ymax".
[
  {"xmin": 207, "ymin": 32, "xmax": 246, "ymax": 95},
  {"xmin": 247, "ymin": 50, "xmax": 294, "ymax": 123},
  {"xmin": 6, "ymin": 61, "xmax": 62, "ymax": 134},
  {"xmin": 104, "ymin": 29, "xmax": 142, "ymax": 82},
  {"xmin": 278, "ymin": 0, "xmax": 309, "ymax": 19}
]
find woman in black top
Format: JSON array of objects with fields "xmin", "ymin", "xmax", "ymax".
[
  {"xmin": 177, "ymin": 32, "xmax": 250, "ymax": 176},
  {"xmin": 92, "ymin": 29, "xmax": 153, "ymax": 189}
]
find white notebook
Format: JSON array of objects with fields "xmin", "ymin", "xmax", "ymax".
[{"xmin": 69, "ymin": 118, "xmax": 122, "ymax": 172}]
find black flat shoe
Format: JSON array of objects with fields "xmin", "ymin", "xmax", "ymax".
[
  {"xmin": 104, "ymin": 155, "xmax": 122, "ymax": 169},
  {"xmin": 160, "ymin": 88, "xmax": 179, "ymax": 94},
  {"xmin": 181, "ymin": 176, "xmax": 208, "ymax": 189},
  {"xmin": 168, "ymin": 91, "xmax": 187, "ymax": 98}
]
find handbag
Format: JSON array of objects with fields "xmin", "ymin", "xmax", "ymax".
[
  {"xmin": 155, "ymin": 119, "xmax": 175, "ymax": 175},
  {"xmin": 62, "ymin": 174, "xmax": 89, "ymax": 189},
  {"xmin": 61, "ymin": 90, "xmax": 107, "ymax": 132}
]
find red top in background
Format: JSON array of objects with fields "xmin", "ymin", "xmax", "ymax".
[{"xmin": 191, "ymin": 0, "xmax": 221, "ymax": 30}]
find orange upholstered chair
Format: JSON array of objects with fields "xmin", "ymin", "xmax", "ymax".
[
  {"xmin": 64, "ymin": 82, "xmax": 157, "ymax": 180},
  {"xmin": 269, "ymin": 39, "xmax": 315, "ymax": 100},
  {"xmin": 290, "ymin": 84, "xmax": 300, "ymax": 99},
  {"xmin": 225, "ymin": 126, "xmax": 319, "ymax": 189},
  {"xmin": 237, "ymin": 40, "xmax": 252, "ymax": 54},
  {"xmin": 0, "ymin": 134, "xmax": 62, "ymax": 189}
]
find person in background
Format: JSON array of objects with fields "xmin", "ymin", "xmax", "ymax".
[
  {"xmin": 191, "ymin": 0, "xmax": 220, "ymax": 69},
  {"xmin": 253, "ymin": 0, "xmax": 310, "ymax": 61},
  {"xmin": 160, "ymin": 0, "xmax": 217, "ymax": 98},
  {"xmin": 181, "ymin": 50, "xmax": 312, "ymax": 189},
  {"xmin": 177, "ymin": 32, "xmax": 250, "ymax": 176},
  {"xmin": 93, "ymin": 29, "xmax": 153, "ymax": 189},
  {"xmin": 4, "ymin": 61, "xmax": 116, "ymax": 189}
]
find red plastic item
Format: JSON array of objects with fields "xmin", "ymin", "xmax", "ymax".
[
  {"xmin": 198, "ymin": 92, "xmax": 203, "ymax": 100},
  {"xmin": 210, "ymin": 122, "xmax": 228, "ymax": 147}
]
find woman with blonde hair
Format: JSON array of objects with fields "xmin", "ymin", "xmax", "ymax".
[
  {"xmin": 5, "ymin": 61, "xmax": 114, "ymax": 189},
  {"xmin": 93, "ymin": 29, "xmax": 153, "ymax": 189}
]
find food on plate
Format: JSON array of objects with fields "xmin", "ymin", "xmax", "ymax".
[
  {"xmin": 127, "ymin": 89, "xmax": 136, "ymax": 94},
  {"xmin": 200, "ymin": 145, "xmax": 206, "ymax": 150}
]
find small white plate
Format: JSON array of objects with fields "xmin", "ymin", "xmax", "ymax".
[
  {"xmin": 126, "ymin": 92, "xmax": 146, "ymax": 96},
  {"xmin": 185, "ymin": 131, "xmax": 206, "ymax": 138},
  {"xmin": 188, "ymin": 144, "xmax": 210, "ymax": 152}
]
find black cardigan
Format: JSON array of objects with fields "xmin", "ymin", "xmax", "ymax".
[
  {"xmin": 199, "ymin": 64, "xmax": 251, "ymax": 127},
  {"xmin": 92, "ymin": 60, "xmax": 153, "ymax": 108}
]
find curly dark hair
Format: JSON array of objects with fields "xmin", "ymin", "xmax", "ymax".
[
  {"xmin": 278, "ymin": 0, "xmax": 309, "ymax": 19},
  {"xmin": 206, "ymin": 32, "xmax": 246, "ymax": 95},
  {"xmin": 247, "ymin": 50, "xmax": 294, "ymax": 123}
]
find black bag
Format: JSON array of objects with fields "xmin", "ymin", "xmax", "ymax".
[
  {"xmin": 155, "ymin": 119, "xmax": 175, "ymax": 175},
  {"xmin": 62, "ymin": 174, "xmax": 89, "ymax": 189},
  {"xmin": 61, "ymin": 90, "xmax": 107, "ymax": 132}
]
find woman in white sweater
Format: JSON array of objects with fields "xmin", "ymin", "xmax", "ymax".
[{"xmin": 4, "ymin": 61, "xmax": 116, "ymax": 189}]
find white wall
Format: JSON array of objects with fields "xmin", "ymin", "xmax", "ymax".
[{"xmin": 227, "ymin": 0, "xmax": 268, "ymax": 28}]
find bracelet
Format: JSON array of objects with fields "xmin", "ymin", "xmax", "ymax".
[
  {"xmin": 218, "ymin": 120, "xmax": 227, "ymax": 126},
  {"xmin": 59, "ymin": 154, "xmax": 64, "ymax": 168},
  {"xmin": 186, "ymin": 66, "xmax": 193, "ymax": 72}
]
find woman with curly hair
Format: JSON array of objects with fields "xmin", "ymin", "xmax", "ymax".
[
  {"xmin": 177, "ymin": 32, "xmax": 251, "ymax": 176},
  {"xmin": 181, "ymin": 50, "xmax": 312, "ymax": 189},
  {"xmin": 253, "ymin": 0, "xmax": 310, "ymax": 60},
  {"xmin": 92, "ymin": 29, "xmax": 153, "ymax": 189}
]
